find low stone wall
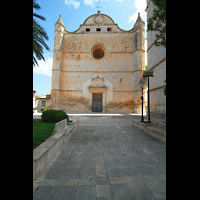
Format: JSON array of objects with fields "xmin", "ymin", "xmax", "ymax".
[
  {"xmin": 33, "ymin": 119, "xmax": 79, "ymax": 181},
  {"xmin": 132, "ymin": 120, "xmax": 166, "ymax": 143},
  {"xmin": 150, "ymin": 111, "xmax": 166, "ymax": 120},
  {"xmin": 54, "ymin": 119, "xmax": 68, "ymax": 134}
]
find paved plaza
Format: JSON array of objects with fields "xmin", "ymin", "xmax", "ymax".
[{"xmin": 33, "ymin": 115, "xmax": 166, "ymax": 199}]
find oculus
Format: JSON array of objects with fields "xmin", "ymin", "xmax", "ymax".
[{"xmin": 91, "ymin": 44, "xmax": 106, "ymax": 59}]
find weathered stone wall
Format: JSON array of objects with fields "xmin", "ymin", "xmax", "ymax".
[
  {"xmin": 146, "ymin": 0, "xmax": 166, "ymax": 118},
  {"xmin": 57, "ymin": 91, "xmax": 90, "ymax": 112},
  {"xmin": 51, "ymin": 12, "xmax": 145, "ymax": 113}
]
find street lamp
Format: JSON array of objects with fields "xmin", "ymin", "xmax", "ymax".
[
  {"xmin": 143, "ymin": 70, "xmax": 154, "ymax": 123},
  {"xmin": 139, "ymin": 79, "xmax": 145, "ymax": 122}
]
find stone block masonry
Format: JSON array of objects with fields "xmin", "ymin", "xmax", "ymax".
[
  {"xmin": 146, "ymin": 0, "xmax": 166, "ymax": 118},
  {"xmin": 49, "ymin": 11, "xmax": 145, "ymax": 113}
]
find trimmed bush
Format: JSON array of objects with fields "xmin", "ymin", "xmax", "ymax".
[
  {"xmin": 41, "ymin": 109, "xmax": 69, "ymax": 123},
  {"xmin": 65, "ymin": 114, "xmax": 69, "ymax": 122}
]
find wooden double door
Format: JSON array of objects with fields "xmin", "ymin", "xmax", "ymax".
[{"xmin": 92, "ymin": 93, "xmax": 102, "ymax": 112}]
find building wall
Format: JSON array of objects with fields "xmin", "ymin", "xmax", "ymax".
[
  {"xmin": 51, "ymin": 12, "xmax": 145, "ymax": 113},
  {"xmin": 37, "ymin": 98, "xmax": 52, "ymax": 112},
  {"xmin": 146, "ymin": 0, "xmax": 166, "ymax": 118}
]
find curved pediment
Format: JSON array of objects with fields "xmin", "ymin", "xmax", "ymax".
[
  {"xmin": 64, "ymin": 11, "xmax": 144, "ymax": 34},
  {"xmin": 89, "ymin": 74, "xmax": 106, "ymax": 88},
  {"xmin": 82, "ymin": 73, "xmax": 113, "ymax": 96},
  {"xmin": 83, "ymin": 11, "xmax": 115, "ymax": 25},
  {"xmin": 62, "ymin": 11, "xmax": 144, "ymax": 34}
]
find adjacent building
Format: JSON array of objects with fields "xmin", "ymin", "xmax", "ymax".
[{"xmin": 145, "ymin": 0, "xmax": 166, "ymax": 119}]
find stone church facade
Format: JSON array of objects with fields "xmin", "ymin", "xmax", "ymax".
[{"xmin": 50, "ymin": 11, "xmax": 145, "ymax": 113}]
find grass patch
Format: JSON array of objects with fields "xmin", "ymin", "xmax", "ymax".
[{"xmin": 33, "ymin": 120, "xmax": 55, "ymax": 149}]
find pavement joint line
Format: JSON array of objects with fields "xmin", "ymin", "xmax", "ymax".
[
  {"xmin": 121, "ymin": 130, "xmax": 127, "ymax": 133},
  {"xmin": 141, "ymin": 148, "xmax": 155, "ymax": 156},
  {"xmin": 116, "ymin": 125, "xmax": 122, "ymax": 129},
  {"xmin": 35, "ymin": 176, "xmax": 165, "ymax": 186}
]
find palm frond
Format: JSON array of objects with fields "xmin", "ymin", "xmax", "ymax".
[
  {"xmin": 33, "ymin": 0, "xmax": 41, "ymax": 10},
  {"xmin": 33, "ymin": 2, "xmax": 50, "ymax": 66},
  {"xmin": 33, "ymin": 56, "xmax": 39, "ymax": 66},
  {"xmin": 33, "ymin": 13, "xmax": 45, "ymax": 21}
]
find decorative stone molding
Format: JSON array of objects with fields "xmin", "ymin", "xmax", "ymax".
[
  {"xmin": 93, "ymin": 11, "xmax": 105, "ymax": 24},
  {"xmin": 89, "ymin": 74, "xmax": 106, "ymax": 88}
]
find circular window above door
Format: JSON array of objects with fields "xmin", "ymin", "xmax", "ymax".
[
  {"xmin": 91, "ymin": 44, "xmax": 106, "ymax": 59},
  {"xmin": 93, "ymin": 49, "xmax": 104, "ymax": 59}
]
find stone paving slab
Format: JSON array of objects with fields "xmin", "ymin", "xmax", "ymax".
[{"xmin": 33, "ymin": 115, "xmax": 166, "ymax": 199}]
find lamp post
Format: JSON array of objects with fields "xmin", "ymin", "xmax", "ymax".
[
  {"xmin": 143, "ymin": 70, "xmax": 154, "ymax": 123},
  {"xmin": 139, "ymin": 80, "xmax": 144, "ymax": 122}
]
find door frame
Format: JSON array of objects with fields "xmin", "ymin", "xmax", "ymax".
[
  {"xmin": 92, "ymin": 93, "xmax": 102, "ymax": 112},
  {"xmin": 88, "ymin": 87, "xmax": 107, "ymax": 113}
]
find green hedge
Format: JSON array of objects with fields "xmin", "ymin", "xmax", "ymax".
[{"xmin": 41, "ymin": 110, "xmax": 69, "ymax": 123}]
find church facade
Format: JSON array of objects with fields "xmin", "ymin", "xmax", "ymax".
[{"xmin": 50, "ymin": 11, "xmax": 145, "ymax": 113}]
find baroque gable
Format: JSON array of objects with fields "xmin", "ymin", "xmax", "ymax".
[{"xmin": 83, "ymin": 11, "xmax": 115, "ymax": 25}]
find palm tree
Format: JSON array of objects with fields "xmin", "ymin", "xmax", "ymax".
[{"xmin": 33, "ymin": 0, "xmax": 50, "ymax": 66}]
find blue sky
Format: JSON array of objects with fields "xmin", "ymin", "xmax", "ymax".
[{"xmin": 33, "ymin": 0, "xmax": 147, "ymax": 96}]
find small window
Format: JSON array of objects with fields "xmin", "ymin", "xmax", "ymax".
[
  {"xmin": 96, "ymin": 28, "xmax": 101, "ymax": 31},
  {"xmin": 86, "ymin": 28, "xmax": 90, "ymax": 32},
  {"xmin": 42, "ymin": 101, "xmax": 46, "ymax": 107},
  {"xmin": 107, "ymin": 27, "xmax": 112, "ymax": 31}
]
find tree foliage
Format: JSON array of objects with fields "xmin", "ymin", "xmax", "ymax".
[
  {"xmin": 33, "ymin": 0, "xmax": 50, "ymax": 66},
  {"xmin": 147, "ymin": 0, "xmax": 166, "ymax": 48}
]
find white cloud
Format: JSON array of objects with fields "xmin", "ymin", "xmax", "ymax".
[
  {"xmin": 129, "ymin": 12, "xmax": 138, "ymax": 23},
  {"xmin": 65, "ymin": 0, "xmax": 80, "ymax": 9},
  {"xmin": 84, "ymin": 0, "xmax": 123, "ymax": 7},
  {"xmin": 84, "ymin": 0, "xmax": 97, "ymax": 7},
  {"xmin": 129, "ymin": 0, "xmax": 146, "ymax": 23},
  {"xmin": 33, "ymin": 57, "xmax": 53, "ymax": 77}
]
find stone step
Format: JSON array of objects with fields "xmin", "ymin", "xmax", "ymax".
[
  {"xmin": 132, "ymin": 120, "xmax": 166, "ymax": 143},
  {"xmin": 145, "ymin": 126, "xmax": 165, "ymax": 137},
  {"xmin": 145, "ymin": 126, "xmax": 166, "ymax": 143}
]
